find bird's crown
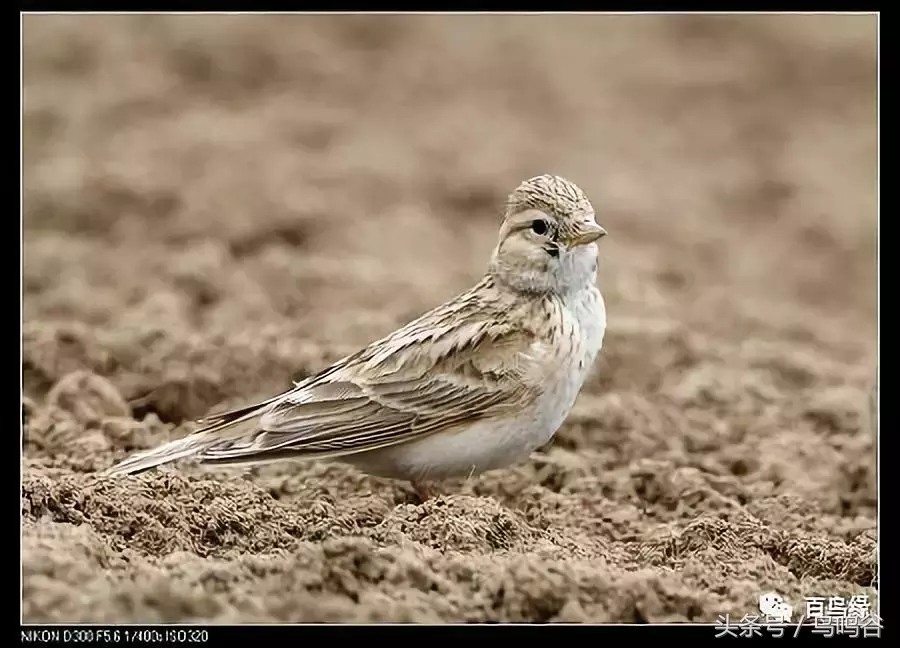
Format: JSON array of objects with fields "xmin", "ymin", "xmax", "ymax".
[{"xmin": 504, "ymin": 174, "xmax": 594, "ymax": 222}]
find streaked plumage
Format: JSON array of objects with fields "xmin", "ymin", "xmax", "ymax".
[{"xmin": 104, "ymin": 174, "xmax": 608, "ymax": 500}]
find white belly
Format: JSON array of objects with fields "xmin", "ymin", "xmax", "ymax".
[
  {"xmin": 349, "ymin": 287, "xmax": 606, "ymax": 482},
  {"xmin": 349, "ymin": 413, "xmax": 555, "ymax": 482}
]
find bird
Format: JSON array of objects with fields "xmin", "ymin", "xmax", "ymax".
[{"xmin": 104, "ymin": 174, "xmax": 608, "ymax": 502}]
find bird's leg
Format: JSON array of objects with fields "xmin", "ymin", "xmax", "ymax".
[{"xmin": 411, "ymin": 480, "xmax": 440, "ymax": 503}]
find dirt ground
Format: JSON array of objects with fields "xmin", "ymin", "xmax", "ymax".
[{"xmin": 22, "ymin": 14, "xmax": 878, "ymax": 624}]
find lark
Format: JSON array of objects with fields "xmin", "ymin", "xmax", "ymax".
[{"xmin": 105, "ymin": 174, "xmax": 608, "ymax": 501}]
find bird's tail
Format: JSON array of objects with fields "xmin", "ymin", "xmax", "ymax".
[
  {"xmin": 102, "ymin": 397, "xmax": 280, "ymax": 477},
  {"xmin": 102, "ymin": 432, "xmax": 218, "ymax": 476}
]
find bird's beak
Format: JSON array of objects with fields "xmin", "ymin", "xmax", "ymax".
[{"xmin": 567, "ymin": 223, "xmax": 607, "ymax": 247}]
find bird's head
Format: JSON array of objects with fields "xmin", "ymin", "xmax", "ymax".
[{"xmin": 489, "ymin": 174, "xmax": 606, "ymax": 294}]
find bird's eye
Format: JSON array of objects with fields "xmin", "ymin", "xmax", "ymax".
[{"xmin": 530, "ymin": 220, "xmax": 549, "ymax": 236}]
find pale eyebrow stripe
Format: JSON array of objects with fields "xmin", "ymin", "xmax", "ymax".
[
  {"xmin": 508, "ymin": 220, "xmax": 534, "ymax": 233},
  {"xmin": 508, "ymin": 215, "xmax": 557, "ymax": 235}
]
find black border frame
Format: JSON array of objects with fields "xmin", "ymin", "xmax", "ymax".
[
  {"xmin": 18, "ymin": 6, "xmax": 885, "ymax": 640},
  {"xmin": 18, "ymin": 620, "xmax": 884, "ymax": 642}
]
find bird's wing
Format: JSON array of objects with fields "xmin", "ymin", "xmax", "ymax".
[{"xmin": 195, "ymin": 312, "xmax": 547, "ymax": 465}]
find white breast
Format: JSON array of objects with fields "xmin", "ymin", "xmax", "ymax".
[
  {"xmin": 569, "ymin": 283, "xmax": 607, "ymax": 385},
  {"xmin": 538, "ymin": 285, "xmax": 607, "ymax": 436}
]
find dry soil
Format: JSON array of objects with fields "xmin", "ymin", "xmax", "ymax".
[{"xmin": 22, "ymin": 14, "xmax": 878, "ymax": 623}]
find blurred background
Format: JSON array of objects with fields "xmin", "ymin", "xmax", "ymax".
[{"xmin": 23, "ymin": 14, "xmax": 878, "ymax": 624}]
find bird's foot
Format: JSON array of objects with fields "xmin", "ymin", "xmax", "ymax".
[{"xmin": 411, "ymin": 481, "xmax": 441, "ymax": 504}]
